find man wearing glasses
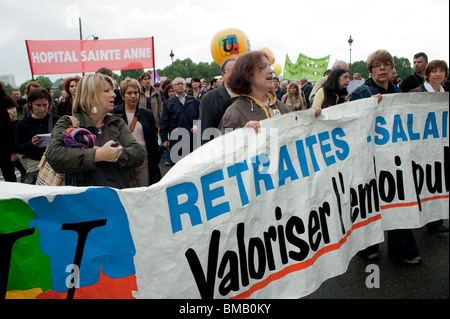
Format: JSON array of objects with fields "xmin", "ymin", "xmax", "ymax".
[{"xmin": 159, "ymin": 77, "xmax": 200, "ymax": 163}]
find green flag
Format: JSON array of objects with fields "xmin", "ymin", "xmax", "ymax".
[
  {"xmin": 283, "ymin": 53, "xmax": 301, "ymax": 80},
  {"xmin": 297, "ymin": 53, "xmax": 330, "ymax": 82}
]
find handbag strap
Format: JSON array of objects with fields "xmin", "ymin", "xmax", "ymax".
[
  {"xmin": 67, "ymin": 115, "xmax": 80, "ymax": 127},
  {"xmin": 129, "ymin": 116, "xmax": 138, "ymax": 132}
]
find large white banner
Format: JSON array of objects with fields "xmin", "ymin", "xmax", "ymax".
[{"xmin": 1, "ymin": 93, "xmax": 448, "ymax": 299}]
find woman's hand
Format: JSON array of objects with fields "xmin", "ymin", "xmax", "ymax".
[
  {"xmin": 372, "ymin": 93, "xmax": 383, "ymax": 103},
  {"xmin": 313, "ymin": 107, "xmax": 322, "ymax": 117},
  {"xmin": 94, "ymin": 140, "xmax": 123, "ymax": 162},
  {"xmin": 31, "ymin": 135, "xmax": 43, "ymax": 147},
  {"xmin": 11, "ymin": 153, "xmax": 19, "ymax": 162},
  {"xmin": 245, "ymin": 120, "xmax": 261, "ymax": 133}
]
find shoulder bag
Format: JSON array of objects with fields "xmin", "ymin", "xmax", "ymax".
[{"xmin": 35, "ymin": 116, "xmax": 80, "ymax": 186}]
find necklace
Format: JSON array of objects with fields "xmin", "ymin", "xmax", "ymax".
[{"xmin": 96, "ymin": 126, "xmax": 103, "ymax": 134}]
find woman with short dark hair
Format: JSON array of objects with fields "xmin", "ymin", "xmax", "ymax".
[
  {"xmin": 411, "ymin": 60, "xmax": 448, "ymax": 92},
  {"xmin": 15, "ymin": 87, "xmax": 60, "ymax": 184}
]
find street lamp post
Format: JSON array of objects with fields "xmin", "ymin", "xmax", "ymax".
[
  {"xmin": 170, "ymin": 50, "xmax": 175, "ymax": 79},
  {"xmin": 348, "ymin": 35, "xmax": 353, "ymax": 77}
]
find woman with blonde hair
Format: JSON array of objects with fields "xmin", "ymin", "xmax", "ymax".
[
  {"xmin": 45, "ymin": 73, "xmax": 145, "ymax": 188},
  {"xmin": 281, "ymin": 81, "xmax": 307, "ymax": 111}
]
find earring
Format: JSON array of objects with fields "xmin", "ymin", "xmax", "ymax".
[{"xmin": 92, "ymin": 106, "xmax": 98, "ymax": 114}]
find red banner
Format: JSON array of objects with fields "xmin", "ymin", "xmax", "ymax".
[{"xmin": 25, "ymin": 37, "xmax": 155, "ymax": 75}]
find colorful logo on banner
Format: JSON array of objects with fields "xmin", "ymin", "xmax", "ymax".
[{"xmin": 1, "ymin": 188, "xmax": 136, "ymax": 299}]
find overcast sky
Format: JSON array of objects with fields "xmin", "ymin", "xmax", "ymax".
[{"xmin": 1, "ymin": 0, "xmax": 449, "ymax": 86}]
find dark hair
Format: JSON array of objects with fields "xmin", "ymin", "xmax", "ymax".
[
  {"xmin": 164, "ymin": 84, "xmax": 174, "ymax": 99},
  {"xmin": 323, "ymin": 68, "xmax": 349, "ymax": 94},
  {"xmin": 161, "ymin": 79, "xmax": 172, "ymax": 90},
  {"xmin": 0, "ymin": 82, "xmax": 6, "ymax": 97},
  {"xmin": 210, "ymin": 78, "xmax": 218, "ymax": 86},
  {"xmin": 414, "ymin": 52, "xmax": 428, "ymax": 62},
  {"xmin": 27, "ymin": 87, "xmax": 52, "ymax": 110},
  {"xmin": 226, "ymin": 51, "xmax": 269, "ymax": 95},
  {"xmin": 191, "ymin": 77, "xmax": 201, "ymax": 83},
  {"xmin": 95, "ymin": 66, "xmax": 114, "ymax": 78}
]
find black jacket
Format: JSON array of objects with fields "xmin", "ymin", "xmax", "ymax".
[
  {"xmin": 112, "ymin": 103, "xmax": 161, "ymax": 185},
  {"xmin": 0, "ymin": 95, "xmax": 19, "ymax": 153},
  {"xmin": 199, "ymin": 84, "xmax": 232, "ymax": 145},
  {"xmin": 400, "ymin": 72, "xmax": 424, "ymax": 92},
  {"xmin": 159, "ymin": 94, "xmax": 200, "ymax": 145}
]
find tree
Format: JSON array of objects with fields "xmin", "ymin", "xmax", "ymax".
[
  {"xmin": 120, "ymin": 68, "xmax": 144, "ymax": 82},
  {"xmin": 34, "ymin": 76, "xmax": 53, "ymax": 89},
  {"xmin": 393, "ymin": 56, "xmax": 413, "ymax": 80},
  {"xmin": 0, "ymin": 82, "xmax": 14, "ymax": 95},
  {"xmin": 350, "ymin": 60, "xmax": 369, "ymax": 79},
  {"xmin": 19, "ymin": 76, "xmax": 53, "ymax": 95},
  {"xmin": 157, "ymin": 58, "xmax": 221, "ymax": 81}
]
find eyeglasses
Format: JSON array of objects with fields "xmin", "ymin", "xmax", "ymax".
[
  {"xmin": 173, "ymin": 82, "xmax": 185, "ymax": 86},
  {"xmin": 372, "ymin": 62, "xmax": 391, "ymax": 69},
  {"xmin": 259, "ymin": 63, "xmax": 274, "ymax": 71}
]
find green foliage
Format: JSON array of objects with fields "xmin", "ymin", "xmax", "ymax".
[
  {"xmin": 114, "ymin": 59, "xmax": 220, "ymax": 85},
  {"xmin": 120, "ymin": 69, "xmax": 144, "ymax": 81},
  {"xmin": 156, "ymin": 58, "xmax": 221, "ymax": 81},
  {"xmin": 1, "ymin": 81, "xmax": 15, "ymax": 95},
  {"xmin": 393, "ymin": 56, "xmax": 413, "ymax": 80},
  {"xmin": 19, "ymin": 76, "xmax": 53, "ymax": 95},
  {"xmin": 349, "ymin": 60, "xmax": 370, "ymax": 79}
]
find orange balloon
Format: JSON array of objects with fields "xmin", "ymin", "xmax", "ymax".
[
  {"xmin": 260, "ymin": 47, "xmax": 275, "ymax": 65},
  {"xmin": 210, "ymin": 28, "xmax": 251, "ymax": 66}
]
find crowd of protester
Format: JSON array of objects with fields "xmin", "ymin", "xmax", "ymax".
[{"xmin": 1, "ymin": 49, "xmax": 449, "ymax": 265}]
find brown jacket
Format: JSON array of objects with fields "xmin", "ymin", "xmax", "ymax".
[{"xmin": 219, "ymin": 91, "xmax": 291, "ymax": 134}]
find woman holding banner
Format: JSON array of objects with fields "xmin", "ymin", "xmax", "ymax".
[
  {"xmin": 351, "ymin": 49, "xmax": 421, "ymax": 263},
  {"xmin": 219, "ymin": 50, "xmax": 320, "ymax": 134},
  {"xmin": 409, "ymin": 59, "xmax": 449, "ymax": 234},
  {"xmin": 45, "ymin": 73, "xmax": 146, "ymax": 189}
]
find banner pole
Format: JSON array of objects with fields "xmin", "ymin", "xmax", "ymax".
[
  {"xmin": 25, "ymin": 40, "xmax": 35, "ymax": 81},
  {"xmin": 152, "ymin": 36, "xmax": 156, "ymax": 84}
]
